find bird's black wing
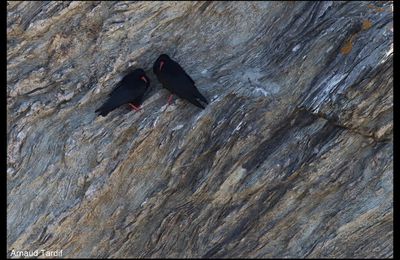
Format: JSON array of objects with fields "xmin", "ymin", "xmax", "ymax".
[
  {"xmin": 108, "ymin": 79, "xmax": 125, "ymax": 97},
  {"xmin": 110, "ymin": 82, "xmax": 146, "ymax": 106},
  {"xmin": 97, "ymin": 82, "xmax": 146, "ymax": 115},
  {"xmin": 172, "ymin": 61, "xmax": 208, "ymax": 105},
  {"xmin": 173, "ymin": 60, "xmax": 195, "ymax": 85}
]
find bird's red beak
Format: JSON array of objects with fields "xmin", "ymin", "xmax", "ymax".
[
  {"xmin": 159, "ymin": 61, "xmax": 164, "ymax": 71},
  {"xmin": 141, "ymin": 76, "xmax": 148, "ymax": 84}
]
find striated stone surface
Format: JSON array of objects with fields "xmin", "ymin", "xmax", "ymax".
[{"xmin": 7, "ymin": 1, "xmax": 392, "ymax": 258}]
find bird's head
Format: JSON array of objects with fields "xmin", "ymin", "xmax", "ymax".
[
  {"xmin": 153, "ymin": 54, "xmax": 171, "ymax": 74},
  {"xmin": 131, "ymin": 68, "xmax": 150, "ymax": 87}
]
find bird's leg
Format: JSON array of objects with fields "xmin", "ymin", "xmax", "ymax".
[
  {"xmin": 163, "ymin": 94, "xmax": 174, "ymax": 113},
  {"xmin": 167, "ymin": 94, "xmax": 174, "ymax": 105},
  {"xmin": 129, "ymin": 103, "xmax": 141, "ymax": 112}
]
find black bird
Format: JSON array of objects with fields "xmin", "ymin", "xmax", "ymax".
[
  {"xmin": 95, "ymin": 68, "xmax": 150, "ymax": 117},
  {"xmin": 153, "ymin": 54, "xmax": 208, "ymax": 109}
]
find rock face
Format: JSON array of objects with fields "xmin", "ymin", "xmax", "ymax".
[{"xmin": 7, "ymin": 1, "xmax": 393, "ymax": 258}]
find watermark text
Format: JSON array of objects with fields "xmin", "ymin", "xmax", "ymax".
[{"xmin": 9, "ymin": 249, "xmax": 63, "ymax": 257}]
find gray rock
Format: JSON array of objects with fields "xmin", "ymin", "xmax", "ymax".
[{"xmin": 7, "ymin": 1, "xmax": 392, "ymax": 258}]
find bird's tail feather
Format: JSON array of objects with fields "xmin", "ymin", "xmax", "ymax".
[
  {"xmin": 95, "ymin": 108, "xmax": 110, "ymax": 117},
  {"xmin": 194, "ymin": 90, "xmax": 208, "ymax": 104},
  {"xmin": 188, "ymin": 97, "xmax": 206, "ymax": 109},
  {"xmin": 95, "ymin": 102, "xmax": 113, "ymax": 117}
]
